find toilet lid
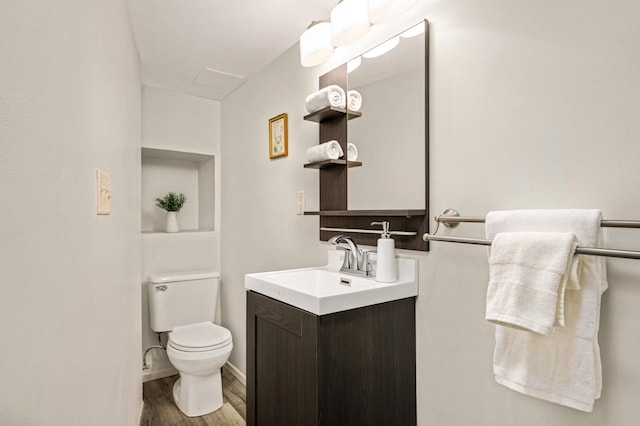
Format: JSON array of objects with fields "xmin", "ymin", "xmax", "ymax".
[{"xmin": 169, "ymin": 321, "xmax": 232, "ymax": 352}]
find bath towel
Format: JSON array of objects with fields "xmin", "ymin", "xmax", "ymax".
[
  {"xmin": 305, "ymin": 85, "xmax": 346, "ymax": 113},
  {"xmin": 347, "ymin": 143, "xmax": 358, "ymax": 162},
  {"xmin": 306, "ymin": 140, "xmax": 344, "ymax": 163},
  {"xmin": 486, "ymin": 231, "xmax": 578, "ymax": 335},
  {"xmin": 347, "ymin": 89, "xmax": 362, "ymax": 111},
  {"xmin": 485, "ymin": 209, "xmax": 607, "ymax": 412}
]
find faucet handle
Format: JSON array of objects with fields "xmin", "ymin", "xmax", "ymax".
[
  {"xmin": 328, "ymin": 235, "xmax": 345, "ymax": 245},
  {"xmin": 361, "ymin": 249, "xmax": 377, "ymax": 276}
]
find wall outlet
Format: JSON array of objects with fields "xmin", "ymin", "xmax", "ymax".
[
  {"xmin": 296, "ymin": 190, "xmax": 305, "ymax": 215},
  {"xmin": 97, "ymin": 168, "xmax": 112, "ymax": 215}
]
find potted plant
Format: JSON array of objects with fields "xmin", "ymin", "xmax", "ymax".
[{"xmin": 155, "ymin": 192, "xmax": 186, "ymax": 233}]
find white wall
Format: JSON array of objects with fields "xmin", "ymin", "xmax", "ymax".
[
  {"xmin": 141, "ymin": 86, "xmax": 221, "ymax": 376},
  {"xmin": 220, "ymin": 45, "xmax": 325, "ymax": 372},
  {"xmin": 221, "ymin": 0, "xmax": 640, "ymax": 424},
  {"xmin": 142, "ymin": 86, "xmax": 221, "ymax": 155},
  {"xmin": 0, "ymin": 1, "xmax": 142, "ymax": 425}
]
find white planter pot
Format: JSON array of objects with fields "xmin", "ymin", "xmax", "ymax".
[{"xmin": 166, "ymin": 211, "xmax": 179, "ymax": 233}]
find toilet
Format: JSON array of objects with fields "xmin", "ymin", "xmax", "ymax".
[{"xmin": 148, "ymin": 271, "xmax": 233, "ymax": 417}]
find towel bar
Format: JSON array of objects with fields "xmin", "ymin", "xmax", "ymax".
[
  {"xmin": 434, "ymin": 208, "xmax": 640, "ymax": 229},
  {"xmin": 422, "ymin": 208, "xmax": 640, "ymax": 260},
  {"xmin": 321, "ymin": 227, "xmax": 417, "ymax": 236}
]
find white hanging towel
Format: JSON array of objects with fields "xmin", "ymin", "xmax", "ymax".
[
  {"xmin": 485, "ymin": 209, "xmax": 607, "ymax": 412},
  {"xmin": 487, "ymin": 231, "xmax": 579, "ymax": 335},
  {"xmin": 305, "ymin": 85, "xmax": 346, "ymax": 113}
]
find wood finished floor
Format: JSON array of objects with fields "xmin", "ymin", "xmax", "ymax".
[{"xmin": 140, "ymin": 368, "xmax": 246, "ymax": 425}]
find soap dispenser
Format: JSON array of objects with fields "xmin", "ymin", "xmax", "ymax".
[{"xmin": 372, "ymin": 221, "xmax": 397, "ymax": 283}]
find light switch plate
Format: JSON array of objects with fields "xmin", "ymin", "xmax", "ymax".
[
  {"xmin": 296, "ymin": 190, "xmax": 305, "ymax": 215},
  {"xmin": 97, "ymin": 169, "xmax": 112, "ymax": 215}
]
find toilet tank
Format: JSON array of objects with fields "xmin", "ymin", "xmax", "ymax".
[{"xmin": 148, "ymin": 271, "xmax": 220, "ymax": 332}]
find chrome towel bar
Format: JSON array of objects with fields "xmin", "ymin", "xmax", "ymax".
[
  {"xmin": 433, "ymin": 208, "xmax": 640, "ymax": 229},
  {"xmin": 422, "ymin": 209, "xmax": 640, "ymax": 260}
]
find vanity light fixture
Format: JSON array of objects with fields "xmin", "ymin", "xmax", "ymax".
[
  {"xmin": 369, "ymin": 0, "xmax": 417, "ymax": 25},
  {"xmin": 330, "ymin": 0, "xmax": 370, "ymax": 47},
  {"xmin": 300, "ymin": 20, "xmax": 334, "ymax": 67},
  {"xmin": 299, "ymin": 0, "xmax": 417, "ymax": 67},
  {"xmin": 362, "ymin": 35, "xmax": 399, "ymax": 58}
]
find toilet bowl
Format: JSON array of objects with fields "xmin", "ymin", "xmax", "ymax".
[
  {"xmin": 147, "ymin": 271, "xmax": 233, "ymax": 418},
  {"xmin": 166, "ymin": 321, "xmax": 233, "ymax": 417}
]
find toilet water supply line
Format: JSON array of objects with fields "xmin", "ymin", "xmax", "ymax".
[{"xmin": 142, "ymin": 332, "xmax": 166, "ymax": 370}]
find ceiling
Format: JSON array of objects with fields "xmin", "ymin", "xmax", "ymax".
[{"xmin": 127, "ymin": 0, "xmax": 336, "ymax": 101}]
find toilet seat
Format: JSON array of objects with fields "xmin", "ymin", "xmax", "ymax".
[{"xmin": 169, "ymin": 321, "xmax": 232, "ymax": 352}]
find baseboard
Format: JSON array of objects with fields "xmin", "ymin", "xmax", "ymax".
[
  {"xmin": 142, "ymin": 366, "xmax": 178, "ymax": 383},
  {"xmin": 224, "ymin": 361, "xmax": 246, "ymax": 386},
  {"xmin": 137, "ymin": 400, "xmax": 145, "ymax": 426}
]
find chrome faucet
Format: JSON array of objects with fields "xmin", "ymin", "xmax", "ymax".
[{"xmin": 328, "ymin": 235, "xmax": 376, "ymax": 277}]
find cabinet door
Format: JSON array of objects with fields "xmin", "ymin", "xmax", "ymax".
[
  {"xmin": 318, "ymin": 298, "xmax": 417, "ymax": 426},
  {"xmin": 247, "ymin": 291, "xmax": 319, "ymax": 426}
]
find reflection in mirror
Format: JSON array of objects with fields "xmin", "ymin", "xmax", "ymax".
[{"xmin": 347, "ymin": 21, "xmax": 426, "ymax": 210}]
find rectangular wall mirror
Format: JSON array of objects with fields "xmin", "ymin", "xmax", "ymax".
[
  {"xmin": 307, "ymin": 20, "xmax": 429, "ymax": 251},
  {"xmin": 347, "ymin": 21, "xmax": 427, "ymax": 211}
]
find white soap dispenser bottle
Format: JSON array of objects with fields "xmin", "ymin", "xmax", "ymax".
[{"xmin": 372, "ymin": 221, "xmax": 397, "ymax": 283}]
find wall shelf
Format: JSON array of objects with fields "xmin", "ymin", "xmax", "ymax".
[
  {"xmin": 303, "ymin": 160, "xmax": 362, "ymax": 169},
  {"xmin": 304, "ymin": 209, "xmax": 426, "ymax": 217},
  {"xmin": 303, "ymin": 106, "xmax": 362, "ymax": 122}
]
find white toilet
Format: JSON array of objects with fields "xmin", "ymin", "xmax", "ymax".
[{"xmin": 148, "ymin": 271, "xmax": 233, "ymax": 417}]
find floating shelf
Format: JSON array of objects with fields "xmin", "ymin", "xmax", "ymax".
[
  {"xmin": 304, "ymin": 209, "xmax": 426, "ymax": 217},
  {"xmin": 303, "ymin": 159, "xmax": 362, "ymax": 169},
  {"xmin": 303, "ymin": 106, "xmax": 362, "ymax": 122}
]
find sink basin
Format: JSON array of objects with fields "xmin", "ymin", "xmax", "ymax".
[{"xmin": 244, "ymin": 255, "xmax": 418, "ymax": 315}]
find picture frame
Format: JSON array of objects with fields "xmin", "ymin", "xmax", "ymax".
[{"xmin": 269, "ymin": 113, "xmax": 288, "ymax": 159}]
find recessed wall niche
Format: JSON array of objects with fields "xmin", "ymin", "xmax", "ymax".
[{"xmin": 141, "ymin": 147, "xmax": 215, "ymax": 233}]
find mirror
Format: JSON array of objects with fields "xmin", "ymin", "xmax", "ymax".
[{"xmin": 347, "ymin": 21, "xmax": 427, "ymax": 211}]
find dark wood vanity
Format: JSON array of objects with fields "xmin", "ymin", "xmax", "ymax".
[{"xmin": 247, "ymin": 291, "xmax": 416, "ymax": 426}]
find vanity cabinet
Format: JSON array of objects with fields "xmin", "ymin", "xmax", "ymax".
[{"xmin": 246, "ymin": 291, "xmax": 416, "ymax": 426}]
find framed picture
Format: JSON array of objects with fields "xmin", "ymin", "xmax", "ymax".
[{"xmin": 269, "ymin": 113, "xmax": 288, "ymax": 159}]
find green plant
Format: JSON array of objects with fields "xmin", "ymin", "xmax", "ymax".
[{"xmin": 155, "ymin": 192, "xmax": 186, "ymax": 212}]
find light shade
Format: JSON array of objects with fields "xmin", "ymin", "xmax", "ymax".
[
  {"xmin": 362, "ymin": 36, "xmax": 399, "ymax": 58},
  {"xmin": 300, "ymin": 21, "xmax": 334, "ymax": 67},
  {"xmin": 369, "ymin": 0, "xmax": 417, "ymax": 25},
  {"xmin": 331, "ymin": 0, "xmax": 370, "ymax": 47}
]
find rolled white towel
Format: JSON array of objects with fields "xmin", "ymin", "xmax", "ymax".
[
  {"xmin": 306, "ymin": 140, "xmax": 344, "ymax": 163},
  {"xmin": 347, "ymin": 90, "xmax": 362, "ymax": 111},
  {"xmin": 305, "ymin": 85, "xmax": 346, "ymax": 113},
  {"xmin": 347, "ymin": 143, "xmax": 358, "ymax": 162}
]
